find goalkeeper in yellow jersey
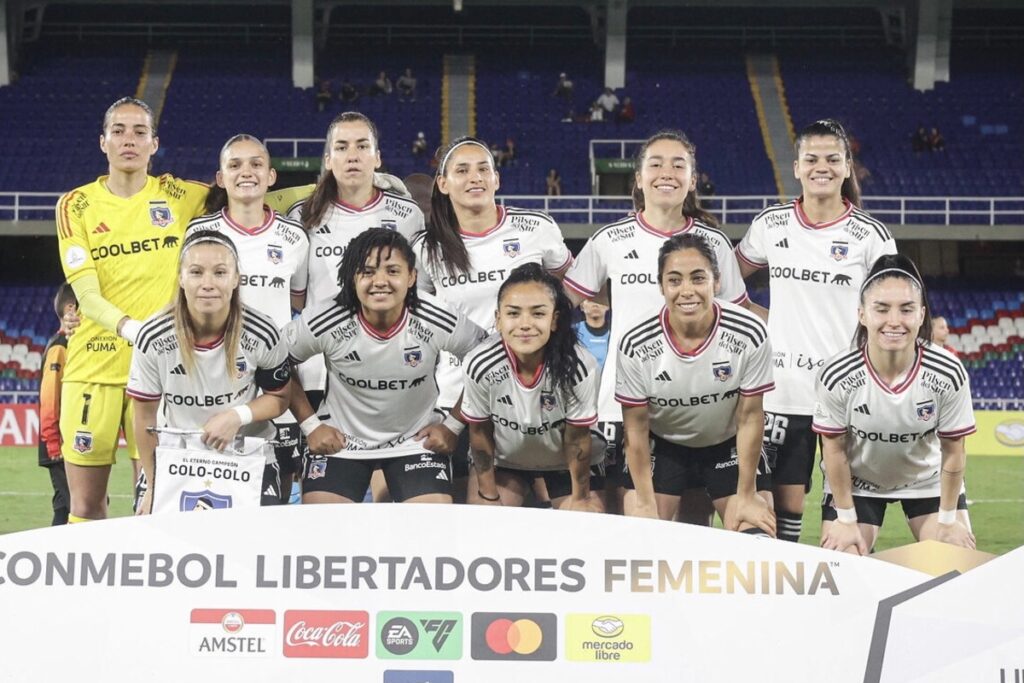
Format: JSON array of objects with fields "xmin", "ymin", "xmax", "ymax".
[{"xmin": 55, "ymin": 96, "xmax": 208, "ymax": 521}]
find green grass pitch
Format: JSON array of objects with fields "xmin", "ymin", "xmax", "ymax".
[{"xmin": 0, "ymin": 447, "xmax": 1020, "ymax": 555}]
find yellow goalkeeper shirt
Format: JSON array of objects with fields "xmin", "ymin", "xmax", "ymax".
[{"xmin": 56, "ymin": 174, "xmax": 209, "ymax": 384}]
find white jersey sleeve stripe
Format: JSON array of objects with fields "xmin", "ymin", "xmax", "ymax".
[
  {"xmin": 126, "ymin": 388, "xmax": 161, "ymax": 401},
  {"xmin": 812, "ymin": 422, "xmax": 847, "ymax": 435},
  {"xmin": 938, "ymin": 425, "xmax": 977, "ymax": 439},
  {"xmin": 740, "ymin": 383, "xmax": 775, "ymax": 396},
  {"xmin": 563, "ymin": 275, "xmax": 597, "ymax": 298},
  {"xmin": 734, "ymin": 245, "xmax": 766, "ymax": 268}
]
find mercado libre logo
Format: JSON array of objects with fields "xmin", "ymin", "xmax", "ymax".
[
  {"xmin": 565, "ymin": 613, "xmax": 651, "ymax": 663},
  {"xmin": 470, "ymin": 612, "xmax": 556, "ymax": 661},
  {"xmin": 377, "ymin": 611, "xmax": 463, "ymax": 660},
  {"xmin": 282, "ymin": 609, "xmax": 369, "ymax": 659}
]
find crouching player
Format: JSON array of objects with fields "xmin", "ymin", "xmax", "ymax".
[
  {"xmin": 128, "ymin": 230, "xmax": 291, "ymax": 513},
  {"xmin": 461, "ymin": 263, "xmax": 604, "ymax": 511},
  {"xmin": 815, "ymin": 255, "xmax": 975, "ymax": 554},
  {"xmin": 285, "ymin": 228, "xmax": 486, "ymax": 504},
  {"xmin": 617, "ymin": 234, "xmax": 776, "ymax": 536}
]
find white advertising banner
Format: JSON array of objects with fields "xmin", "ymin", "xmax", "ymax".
[
  {"xmin": 874, "ymin": 545, "xmax": 1024, "ymax": 683},
  {"xmin": 0, "ymin": 505, "xmax": 1007, "ymax": 682}
]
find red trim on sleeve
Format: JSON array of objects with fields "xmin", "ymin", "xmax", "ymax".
[
  {"xmin": 739, "ymin": 382, "xmax": 774, "ymax": 396},
  {"xmin": 548, "ymin": 251, "xmax": 574, "ymax": 273},
  {"xmin": 563, "ymin": 276, "xmax": 596, "ymax": 298},
  {"xmin": 812, "ymin": 423, "xmax": 847, "ymax": 436},
  {"xmin": 731, "ymin": 291, "xmax": 751, "ymax": 305},
  {"xmin": 615, "ymin": 394, "xmax": 648, "ymax": 407},
  {"xmin": 938, "ymin": 425, "xmax": 977, "ymax": 439},
  {"xmin": 734, "ymin": 245, "xmax": 766, "ymax": 269},
  {"xmin": 566, "ymin": 415, "xmax": 598, "ymax": 427},
  {"xmin": 461, "ymin": 412, "xmax": 490, "ymax": 424},
  {"xmin": 126, "ymin": 389, "xmax": 162, "ymax": 401}
]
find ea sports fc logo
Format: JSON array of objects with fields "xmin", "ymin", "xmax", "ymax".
[{"xmin": 470, "ymin": 612, "xmax": 556, "ymax": 661}]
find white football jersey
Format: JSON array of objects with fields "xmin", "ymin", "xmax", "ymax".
[
  {"xmin": 812, "ymin": 344, "xmax": 975, "ymax": 498},
  {"xmin": 289, "ymin": 190, "xmax": 424, "ymax": 312},
  {"xmin": 184, "ymin": 208, "xmax": 309, "ymax": 329},
  {"xmin": 284, "ymin": 293, "xmax": 487, "ymax": 455},
  {"xmin": 126, "ymin": 307, "xmax": 291, "ymax": 441},
  {"xmin": 615, "ymin": 301, "xmax": 773, "ymax": 447},
  {"xmin": 461, "ymin": 334, "xmax": 599, "ymax": 471},
  {"xmin": 288, "ymin": 190, "xmax": 424, "ymax": 392},
  {"xmin": 736, "ymin": 199, "xmax": 896, "ymax": 415},
  {"xmin": 411, "ymin": 206, "xmax": 572, "ymax": 408},
  {"xmin": 564, "ymin": 212, "xmax": 749, "ymax": 423}
]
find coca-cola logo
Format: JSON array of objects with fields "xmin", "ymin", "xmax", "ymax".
[{"xmin": 282, "ymin": 610, "xmax": 369, "ymax": 659}]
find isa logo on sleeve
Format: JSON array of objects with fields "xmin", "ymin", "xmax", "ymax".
[{"xmin": 470, "ymin": 613, "xmax": 556, "ymax": 661}]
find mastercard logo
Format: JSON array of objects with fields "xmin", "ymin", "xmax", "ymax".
[
  {"xmin": 485, "ymin": 618, "xmax": 544, "ymax": 655},
  {"xmin": 471, "ymin": 613, "xmax": 556, "ymax": 661}
]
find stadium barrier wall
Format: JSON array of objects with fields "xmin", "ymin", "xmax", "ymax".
[
  {"xmin": 4, "ymin": 405, "xmax": 1023, "ymax": 456},
  {"xmin": 966, "ymin": 410, "xmax": 1024, "ymax": 456}
]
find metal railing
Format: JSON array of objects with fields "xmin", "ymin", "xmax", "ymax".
[{"xmin": 3, "ymin": 191, "xmax": 1023, "ymax": 227}]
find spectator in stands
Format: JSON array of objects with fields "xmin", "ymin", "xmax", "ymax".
[
  {"xmin": 929, "ymin": 127, "xmax": 945, "ymax": 152},
  {"xmin": 339, "ymin": 79, "xmax": 359, "ymax": 104},
  {"xmin": 552, "ymin": 72, "xmax": 574, "ymax": 100},
  {"xmin": 369, "ymin": 71, "xmax": 393, "ymax": 96},
  {"xmin": 546, "ymin": 168, "xmax": 562, "ymax": 196},
  {"xmin": 55, "ymin": 96, "xmax": 208, "ymax": 522},
  {"xmin": 932, "ymin": 315, "xmax": 957, "ymax": 354},
  {"xmin": 912, "ymin": 125, "xmax": 929, "ymax": 153},
  {"xmin": 616, "ymin": 96, "xmax": 636, "ymax": 124},
  {"xmin": 697, "ymin": 172, "xmax": 716, "ymax": 210},
  {"xmin": 316, "ymin": 79, "xmax": 333, "ymax": 112},
  {"xmin": 589, "ymin": 102, "xmax": 605, "ymax": 122},
  {"xmin": 596, "ymin": 87, "xmax": 620, "ymax": 115},
  {"xmin": 697, "ymin": 172, "xmax": 715, "ymax": 197},
  {"xmin": 575, "ymin": 299, "xmax": 610, "ymax": 370},
  {"xmin": 38, "ymin": 282, "xmax": 78, "ymax": 526},
  {"xmin": 397, "ymin": 68, "xmax": 418, "ymax": 102},
  {"xmin": 502, "ymin": 137, "xmax": 516, "ymax": 166},
  {"xmin": 412, "ymin": 131, "xmax": 428, "ymax": 158}
]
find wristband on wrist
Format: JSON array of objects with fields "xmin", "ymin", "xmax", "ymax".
[
  {"xmin": 232, "ymin": 404, "xmax": 253, "ymax": 426},
  {"xmin": 936, "ymin": 508, "xmax": 957, "ymax": 525},
  {"xmin": 442, "ymin": 413, "xmax": 466, "ymax": 435},
  {"xmin": 477, "ymin": 489, "xmax": 500, "ymax": 502},
  {"xmin": 299, "ymin": 414, "xmax": 323, "ymax": 436},
  {"xmin": 835, "ymin": 506, "xmax": 858, "ymax": 525},
  {"xmin": 119, "ymin": 319, "xmax": 143, "ymax": 345}
]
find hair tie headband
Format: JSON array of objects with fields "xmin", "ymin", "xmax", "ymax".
[
  {"xmin": 181, "ymin": 232, "xmax": 239, "ymax": 261},
  {"xmin": 860, "ymin": 267, "xmax": 922, "ymax": 294},
  {"xmin": 439, "ymin": 140, "xmax": 493, "ymax": 175}
]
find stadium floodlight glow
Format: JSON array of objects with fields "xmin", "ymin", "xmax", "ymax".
[{"xmin": 453, "ymin": 0, "xmax": 463, "ymax": 12}]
